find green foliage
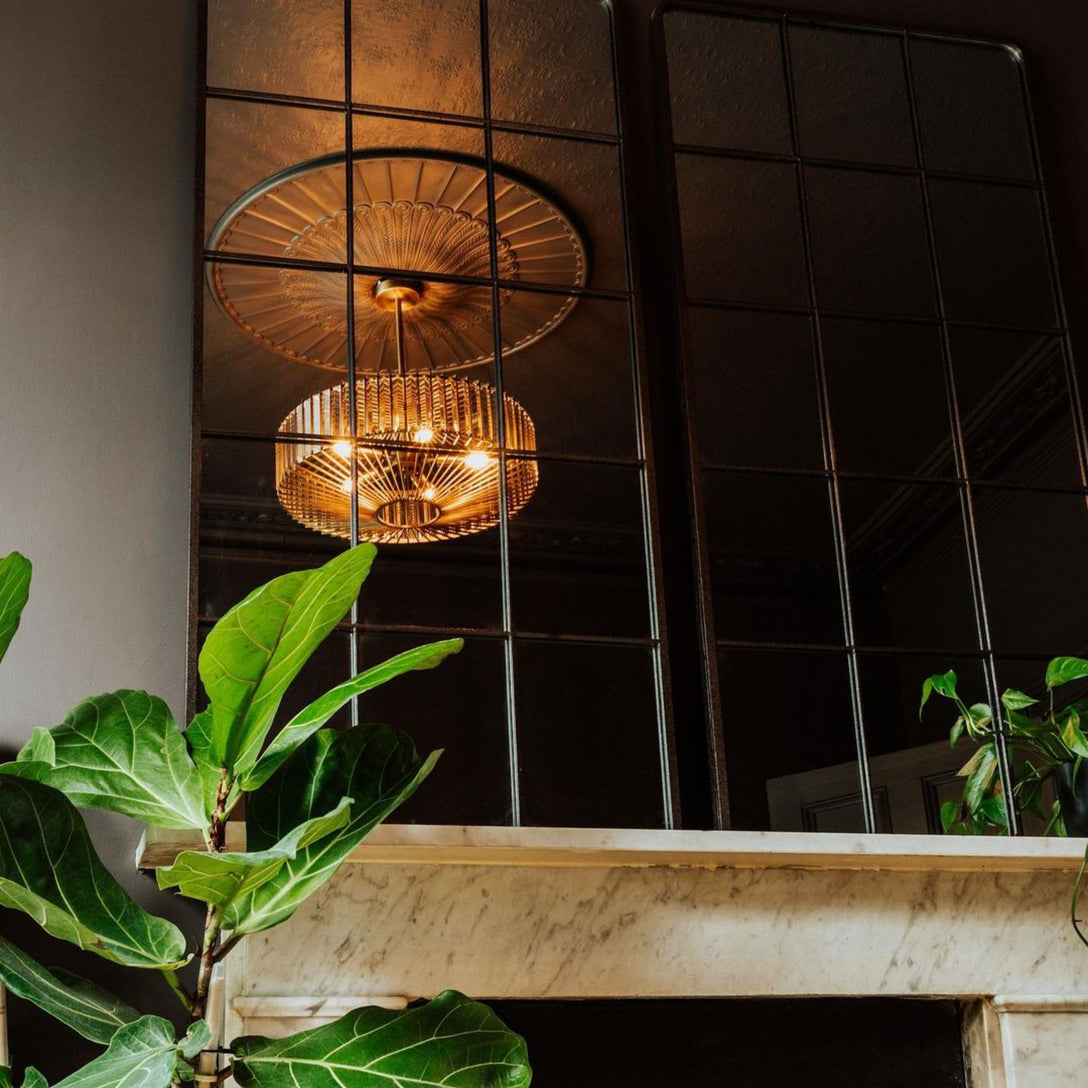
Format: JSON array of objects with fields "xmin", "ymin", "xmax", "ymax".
[
  {"xmin": 0, "ymin": 777, "xmax": 188, "ymax": 968},
  {"xmin": 228, "ymin": 724, "xmax": 438, "ymax": 936},
  {"xmin": 921, "ymin": 659, "xmax": 1088, "ymax": 835},
  {"xmin": 198, "ymin": 545, "xmax": 377, "ymax": 777},
  {"xmin": 0, "ymin": 936, "xmax": 139, "ymax": 1044},
  {"xmin": 231, "ymin": 990, "xmax": 531, "ymax": 1088},
  {"xmin": 0, "ymin": 552, "xmax": 31, "ymax": 665},
  {"xmin": 3, "ymin": 692, "xmax": 205, "ymax": 830},
  {"xmin": 0, "ymin": 545, "xmax": 529, "ymax": 1086}
]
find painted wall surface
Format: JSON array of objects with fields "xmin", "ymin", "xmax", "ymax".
[{"xmin": 0, "ymin": 1, "xmax": 201, "ymax": 1077}]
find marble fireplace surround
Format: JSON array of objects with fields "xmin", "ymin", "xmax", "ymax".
[{"xmin": 139, "ymin": 826, "xmax": 1088, "ymax": 1087}]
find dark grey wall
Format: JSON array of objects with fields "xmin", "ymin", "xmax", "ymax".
[{"xmin": 0, "ymin": 1, "xmax": 201, "ymax": 1077}]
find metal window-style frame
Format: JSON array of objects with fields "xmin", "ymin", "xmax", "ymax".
[
  {"xmin": 652, "ymin": 1, "xmax": 1088, "ymax": 833},
  {"xmin": 188, "ymin": 0, "xmax": 681, "ymax": 829}
]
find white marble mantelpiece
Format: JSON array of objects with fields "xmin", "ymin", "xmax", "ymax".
[{"xmin": 138, "ymin": 825, "xmax": 1088, "ymax": 1085}]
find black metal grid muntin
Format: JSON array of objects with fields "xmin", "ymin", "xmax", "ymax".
[
  {"xmin": 655, "ymin": 1, "xmax": 1088, "ymax": 834},
  {"xmin": 192, "ymin": 0, "xmax": 674, "ymax": 830}
]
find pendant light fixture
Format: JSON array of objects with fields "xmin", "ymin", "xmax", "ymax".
[{"xmin": 208, "ymin": 152, "xmax": 586, "ymax": 544}]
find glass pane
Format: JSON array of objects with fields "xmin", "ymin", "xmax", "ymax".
[
  {"xmin": 199, "ymin": 436, "xmax": 343, "ymax": 619},
  {"xmin": 823, "ymin": 318, "xmax": 953, "ymax": 478},
  {"xmin": 203, "ymin": 262, "xmax": 350, "ymax": 434},
  {"xmin": 508, "ymin": 460, "xmax": 650, "ymax": 639},
  {"xmin": 502, "ymin": 291, "xmax": 639, "ymax": 462},
  {"xmin": 357, "ymin": 632, "xmax": 511, "ymax": 825},
  {"xmin": 704, "ymin": 471, "xmax": 842, "ymax": 645},
  {"xmin": 928, "ymin": 179, "xmax": 1056, "ymax": 328},
  {"xmin": 491, "ymin": 129, "xmax": 624, "ymax": 293},
  {"xmin": 515, "ymin": 640, "xmax": 664, "ymax": 827},
  {"xmin": 208, "ymin": 0, "xmax": 344, "ymax": 101},
  {"xmin": 687, "ymin": 308, "xmax": 823, "ymax": 471},
  {"xmin": 676, "ymin": 155, "xmax": 807, "ymax": 306},
  {"xmin": 718, "ymin": 648, "xmax": 862, "ymax": 831},
  {"xmin": 805, "ymin": 167, "xmax": 934, "ymax": 316},
  {"xmin": 950, "ymin": 328, "xmax": 1082, "ymax": 487},
  {"xmin": 350, "ymin": 0, "xmax": 481, "ymax": 117},
  {"xmin": 911, "ymin": 38, "xmax": 1034, "ymax": 181},
  {"xmin": 664, "ymin": 12, "xmax": 791, "ymax": 154},
  {"xmin": 840, "ymin": 479, "xmax": 979, "ymax": 650},
  {"xmin": 789, "ymin": 25, "xmax": 915, "ymax": 168},
  {"xmin": 489, "ymin": 0, "xmax": 616, "ymax": 134},
  {"xmin": 858, "ymin": 651, "xmax": 990, "ymax": 834},
  {"xmin": 204, "ymin": 99, "xmax": 347, "ymax": 260},
  {"xmin": 974, "ymin": 487, "xmax": 1088, "ymax": 655}
]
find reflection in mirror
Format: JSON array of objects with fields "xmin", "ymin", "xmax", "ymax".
[
  {"xmin": 789, "ymin": 25, "xmax": 914, "ymax": 167},
  {"xmin": 840, "ymin": 479, "xmax": 979, "ymax": 651},
  {"xmin": 719, "ymin": 648, "xmax": 862, "ymax": 832},
  {"xmin": 664, "ymin": 12, "xmax": 791, "ymax": 153},
  {"xmin": 705, "ymin": 471, "xmax": 841, "ymax": 645},
  {"xmin": 515, "ymin": 641, "xmax": 664, "ymax": 828}
]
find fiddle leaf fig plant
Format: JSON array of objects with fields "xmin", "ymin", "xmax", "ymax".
[{"xmin": 0, "ymin": 547, "xmax": 532, "ymax": 1087}]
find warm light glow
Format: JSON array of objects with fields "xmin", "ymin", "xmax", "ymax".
[
  {"xmin": 331, "ymin": 440, "xmax": 352, "ymax": 458},
  {"xmin": 276, "ymin": 373, "xmax": 538, "ymax": 544}
]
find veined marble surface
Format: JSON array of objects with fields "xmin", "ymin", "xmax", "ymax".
[{"xmin": 228, "ymin": 862, "xmax": 1086, "ymax": 1003}]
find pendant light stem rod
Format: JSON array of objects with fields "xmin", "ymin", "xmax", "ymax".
[{"xmin": 394, "ymin": 297, "xmax": 407, "ymax": 377}]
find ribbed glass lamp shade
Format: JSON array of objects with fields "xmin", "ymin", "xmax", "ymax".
[{"xmin": 276, "ymin": 372, "xmax": 538, "ymax": 543}]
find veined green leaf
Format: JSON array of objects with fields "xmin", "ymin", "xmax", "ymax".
[
  {"xmin": 1062, "ymin": 710, "xmax": 1088, "ymax": 758},
  {"xmin": 231, "ymin": 990, "xmax": 530, "ymax": 1088},
  {"xmin": 962, "ymin": 745, "xmax": 999, "ymax": 813},
  {"xmin": 1001, "ymin": 688, "xmax": 1038, "ymax": 711},
  {"xmin": 0, "ymin": 934, "xmax": 139, "ymax": 1044},
  {"xmin": 156, "ymin": 797, "xmax": 352, "ymax": 912},
  {"xmin": 241, "ymin": 639, "xmax": 463, "ymax": 791},
  {"xmin": 51, "ymin": 1015, "xmax": 205, "ymax": 1088},
  {"xmin": 0, "ymin": 777, "xmax": 188, "ymax": 969},
  {"xmin": 227, "ymin": 724, "xmax": 437, "ymax": 936},
  {"xmin": 199, "ymin": 545, "xmax": 377, "ymax": 775},
  {"xmin": 4, "ymin": 692, "xmax": 204, "ymax": 830},
  {"xmin": 1046, "ymin": 656, "xmax": 1088, "ymax": 689},
  {"xmin": 0, "ymin": 552, "xmax": 31, "ymax": 665},
  {"xmin": 0, "ymin": 1068, "xmax": 48, "ymax": 1088}
]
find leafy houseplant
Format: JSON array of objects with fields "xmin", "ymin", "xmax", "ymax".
[
  {"xmin": 0, "ymin": 547, "xmax": 532, "ymax": 1086},
  {"xmin": 921, "ymin": 659, "xmax": 1088, "ymax": 837}
]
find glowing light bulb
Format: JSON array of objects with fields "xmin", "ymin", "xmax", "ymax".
[
  {"xmin": 464, "ymin": 450, "xmax": 491, "ymax": 471},
  {"xmin": 412, "ymin": 426, "xmax": 435, "ymax": 443},
  {"xmin": 422, "ymin": 487, "xmax": 437, "ymax": 501},
  {"xmin": 331, "ymin": 440, "xmax": 352, "ymax": 458}
]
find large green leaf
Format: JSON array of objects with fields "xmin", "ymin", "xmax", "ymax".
[
  {"xmin": 51, "ymin": 1016, "xmax": 207, "ymax": 1088},
  {"xmin": 3, "ymin": 692, "xmax": 204, "ymax": 830},
  {"xmin": 199, "ymin": 545, "xmax": 376, "ymax": 775},
  {"xmin": 156, "ymin": 797, "xmax": 352, "ymax": 912},
  {"xmin": 0, "ymin": 552, "xmax": 31, "ymax": 665},
  {"xmin": 227, "ymin": 724, "xmax": 438, "ymax": 936},
  {"xmin": 231, "ymin": 990, "xmax": 530, "ymax": 1088},
  {"xmin": 0, "ymin": 934, "xmax": 138, "ymax": 1044},
  {"xmin": 0, "ymin": 777, "xmax": 188, "ymax": 968},
  {"xmin": 241, "ymin": 638, "xmax": 463, "ymax": 791}
]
